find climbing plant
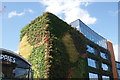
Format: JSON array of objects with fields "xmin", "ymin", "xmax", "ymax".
[{"xmin": 20, "ymin": 12, "xmax": 88, "ymax": 79}]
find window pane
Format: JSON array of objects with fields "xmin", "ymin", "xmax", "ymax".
[
  {"xmin": 100, "ymin": 52, "xmax": 108, "ymax": 59},
  {"xmin": 70, "ymin": 19, "xmax": 80, "ymax": 30},
  {"xmin": 87, "ymin": 45, "xmax": 95, "ymax": 54},
  {"xmin": 117, "ymin": 70, "xmax": 120, "ymax": 78},
  {"xmin": 70, "ymin": 20, "xmax": 108, "ymax": 49},
  {"xmin": 102, "ymin": 76, "xmax": 110, "ymax": 80},
  {"xmin": 88, "ymin": 58, "xmax": 97, "ymax": 68},
  {"xmin": 102, "ymin": 63, "xmax": 109, "ymax": 71},
  {"xmin": 13, "ymin": 68, "xmax": 29, "ymax": 78},
  {"xmin": 116, "ymin": 62, "xmax": 120, "ymax": 69},
  {"xmin": 1, "ymin": 53, "xmax": 31, "ymax": 79},
  {"xmin": 89, "ymin": 73, "xmax": 98, "ymax": 80}
]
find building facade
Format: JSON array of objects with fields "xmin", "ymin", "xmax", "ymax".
[
  {"xmin": 19, "ymin": 12, "xmax": 118, "ymax": 79},
  {"xmin": 70, "ymin": 19, "xmax": 118, "ymax": 79}
]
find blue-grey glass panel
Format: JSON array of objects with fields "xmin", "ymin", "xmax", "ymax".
[
  {"xmin": 88, "ymin": 58, "xmax": 97, "ymax": 68},
  {"xmin": 102, "ymin": 63, "xmax": 109, "ymax": 71},
  {"xmin": 100, "ymin": 52, "xmax": 108, "ymax": 59},
  {"xmin": 117, "ymin": 70, "xmax": 120, "ymax": 78},
  {"xmin": 116, "ymin": 62, "xmax": 120, "ymax": 69},
  {"xmin": 102, "ymin": 76, "xmax": 110, "ymax": 80},
  {"xmin": 70, "ymin": 19, "xmax": 80, "ymax": 30},
  {"xmin": 70, "ymin": 20, "xmax": 107, "ymax": 49},
  {"xmin": 87, "ymin": 45, "xmax": 96, "ymax": 54},
  {"xmin": 80, "ymin": 21, "xmax": 107, "ymax": 49},
  {"xmin": 13, "ymin": 68, "xmax": 29, "ymax": 78},
  {"xmin": 89, "ymin": 73, "xmax": 98, "ymax": 79}
]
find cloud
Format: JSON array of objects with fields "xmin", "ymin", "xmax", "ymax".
[
  {"xmin": 8, "ymin": 11, "xmax": 25, "ymax": 18},
  {"xmin": 113, "ymin": 44, "xmax": 118, "ymax": 61},
  {"xmin": 40, "ymin": 0, "xmax": 96, "ymax": 24},
  {"xmin": 8, "ymin": 9, "xmax": 34, "ymax": 18}
]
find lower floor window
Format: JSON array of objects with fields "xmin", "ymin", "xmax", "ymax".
[
  {"xmin": 13, "ymin": 68, "xmax": 29, "ymax": 78},
  {"xmin": 102, "ymin": 76, "xmax": 110, "ymax": 80},
  {"xmin": 89, "ymin": 73, "xmax": 98, "ymax": 80},
  {"xmin": 117, "ymin": 70, "xmax": 120, "ymax": 78},
  {"xmin": 1, "ymin": 61, "xmax": 31, "ymax": 79}
]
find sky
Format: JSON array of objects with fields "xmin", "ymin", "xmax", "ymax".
[{"xmin": 0, "ymin": 1, "xmax": 119, "ymax": 61}]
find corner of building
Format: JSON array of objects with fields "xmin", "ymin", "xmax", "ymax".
[{"xmin": 107, "ymin": 40, "xmax": 118, "ymax": 79}]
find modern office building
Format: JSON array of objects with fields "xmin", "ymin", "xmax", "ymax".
[
  {"xmin": 0, "ymin": 48, "xmax": 32, "ymax": 79},
  {"xmin": 19, "ymin": 12, "xmax": 118, "ymax": 79},
  {"xmin": 70, "ymin": 19, "xmax": 118, "ymax": 79},
  {"xmin": 116, "ymin": 61, "xmax": 120, "ymax": 79}
]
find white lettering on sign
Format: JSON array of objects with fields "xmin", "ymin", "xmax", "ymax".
[{"xmin": 0, "ymin": 54, "xmax": 16, "ymax": 63}]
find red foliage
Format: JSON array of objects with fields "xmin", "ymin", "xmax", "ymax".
[
  {"xmin": 67, "ymin": 67, "xmax": 75, "ymax": 79},
  {"xmin": 44, "ymin": 37, "xmax": 49, "ymax": 42}
]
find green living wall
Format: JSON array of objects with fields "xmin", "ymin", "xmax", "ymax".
[{"xmin": 19, "ymin": 12, "xmax": 88, "ymax": 79}]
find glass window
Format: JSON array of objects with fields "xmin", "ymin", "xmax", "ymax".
[
  {"xmin": 117, "ymin": 70, "xmax": 120, "ymax": 78},
  {"xmin": 70, "ymin": 19, "xmax": 80, "ymax": 30},
  {"xmin": 89, "ymin": 73, "xmax": 98, "ymax": 79},
  {"xmin": 100, "ymin": 52, "xmax": 108, "ymax": 59},
  {"xmin": 88, "ymin": 58, "xmax": 97, "ymax": 68},
  {"xmin": 102, "ymin": 76, "xmax": 110, "ymax": 80},
  {"xmin": 102, "ymin": 63, "xmax": 109, "ymax": 71},
  {"xmin": 116, "ymin": 62, "xmax": 120, "ymax": 69},
  {"xmin": 87, "ymin": 45, "xmax": 95, "ymax": 54},
  {"xmin": 70, "ymin": 20, "xmax": 108, "ymax": 49},
  {"xmin": 1, "ymin": 53, "xmax": 31, "ymax": 79},
  {"xmin": 13, "ymin": 68, "xmax": 29, "ymax": 78}
]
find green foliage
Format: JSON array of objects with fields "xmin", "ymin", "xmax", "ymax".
[
  {"xmin": 28, "ymin": 44, "xmax": 46, "ymax": 78},
  {"xmin": 49, "ymin": 38, "xmax": 71, "ymax": 78},
  {"xmin": 69, "ymin": 28, "xmax": 88, "ymax": 55},
  {"xmin": 20, "ymin": 12, "xmax": 50, "ymax": 45},
  {"xmin": 20, "ymin": 12, "xmax": 88, "ymax": 78},
  {"xmin": 20, "ymin": 24, "xmax": 29, "ymax": 40},
  {"xmin": 45, "ymin": 13, "xmax": 72, "ymax": 38},
  {"xmin": 77, "ymin": 58, "xmax": 87, "ymax": 77}
]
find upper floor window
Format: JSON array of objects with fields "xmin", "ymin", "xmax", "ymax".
[
  {"xmin": 70, "ymin": 20, "xmax": 108, "ymax": 49},
  {"xmin": 88, "ymin": 58, "xmax": 97, "ymax": 68},
  {"xmin": 87, "ymin": 45, "xmax": 96, "ymax": 54},
  {"xmin": 102, "ymin": 63, "xmax": 109, "ymax": 71},
  {"xmin": 100, "ymin": 52, "xmax": 108, "ymax": 59}
]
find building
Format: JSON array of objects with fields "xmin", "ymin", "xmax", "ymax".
[
  {"xmin": 0, "ymin": 48, "xmax": 32, "ymax": 79},
  {"xmin": 116, "ymin": 61, "xmax": 120, "ymax": 79},
  {"xmin": 19, "ymin": 12, "xmax": 118, "ymax": 79},
  {"xmin": 70, "ymin": 19, "xmax": 118, "ymax": 79}
]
